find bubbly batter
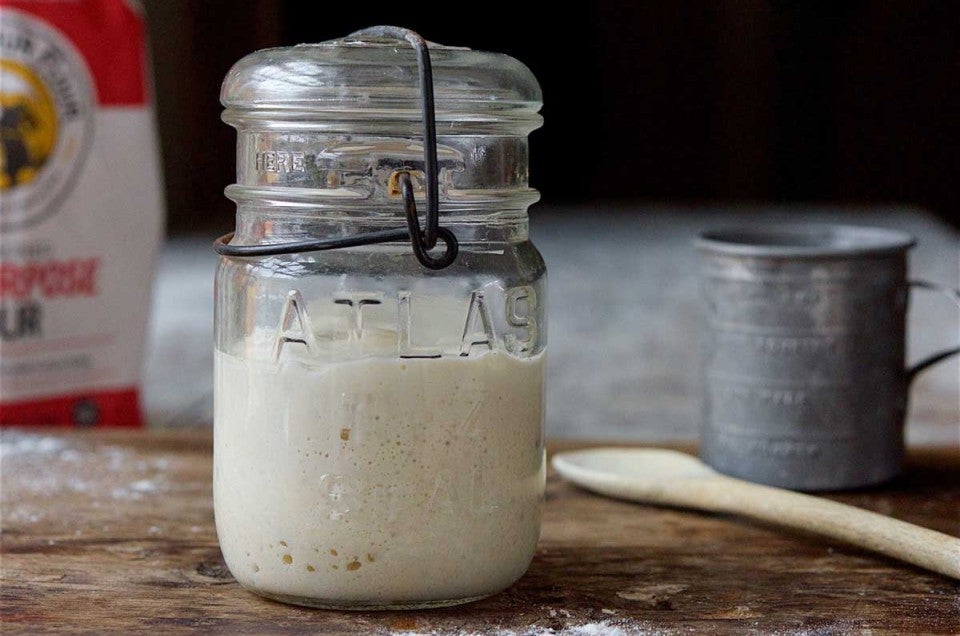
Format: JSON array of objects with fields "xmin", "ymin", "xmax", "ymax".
[{"xmin": 214, "ymin": 345, "xmax": 545, "ymax": 608}]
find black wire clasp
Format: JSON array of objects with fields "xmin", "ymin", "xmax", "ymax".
[{"xmin": 213, "ymin": 26, "xmax": 459, "ymax": 271}]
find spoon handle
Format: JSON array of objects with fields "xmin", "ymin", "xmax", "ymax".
[{"xmin": 671, "ymin": 477, "xmax": 960, "ymax": 579}]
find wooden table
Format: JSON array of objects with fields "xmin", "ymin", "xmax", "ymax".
[{"xmin": 2, "ymin": 430, "xmax": 958, "ymax": 634}]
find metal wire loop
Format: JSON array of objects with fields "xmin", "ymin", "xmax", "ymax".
[
  {"xmin": 398, "ymin": 172, "xmax": 458, "ymax": 269},
  {"xmin": 213, "ymin": 26, "xmax": 458, "ymax": 269}
]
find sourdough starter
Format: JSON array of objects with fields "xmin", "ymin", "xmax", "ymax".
[{"xmin": 214, "ymin": 346, "xmax": 545, "ymax": 607}]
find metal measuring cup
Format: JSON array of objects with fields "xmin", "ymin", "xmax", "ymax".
[{"xmin": 696, "ymin": 224, "xmax": 959, "ymax": 491}]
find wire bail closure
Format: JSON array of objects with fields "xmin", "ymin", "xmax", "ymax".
[{"xmin": 213, "ymin": 26, "xmax": 459, "ymax": 270}]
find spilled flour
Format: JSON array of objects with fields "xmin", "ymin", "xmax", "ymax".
[
  {"xmin": 1, "ymin": 435, "xmax": 69, "ymax": 457},
  {"xmin": 1, "ymin": 431, "xmax": 175, "ymax": 527},
  {"xmin": 380, "ymin": 620, "xmax": 663, "ymax": 636}
]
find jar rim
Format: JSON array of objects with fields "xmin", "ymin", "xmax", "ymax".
[{"xmin": 696, "ymin": 224, "xmax": 916, "ymax": 258}]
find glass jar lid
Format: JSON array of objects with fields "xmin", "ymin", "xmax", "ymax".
[{"xmin": 221, "ymin": 31, "xmax": 542, "ymax": 128}]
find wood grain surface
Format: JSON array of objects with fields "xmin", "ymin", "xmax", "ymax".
[{"xmin": 2, "ymin": 430, "xmax": 959, "ymax": 634}]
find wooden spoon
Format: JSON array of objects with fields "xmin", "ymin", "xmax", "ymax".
[{"xmin": 552, "ymin": 447, "xmax": 960, "ymax": 580}]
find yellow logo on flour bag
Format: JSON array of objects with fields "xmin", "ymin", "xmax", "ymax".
[
  {"xmin": 0, "ymin": 8, "xmax": 94, "ymax": 231},
  {"xmin": 0, "ymin": 60, "xmax": 57, "ymax": 189}
]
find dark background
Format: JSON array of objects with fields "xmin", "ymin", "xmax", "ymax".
[{"xmin": 144, "ymin": 1, "xmax": 960, "ymax": 233}]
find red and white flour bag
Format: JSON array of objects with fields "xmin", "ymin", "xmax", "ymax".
[{"xmin": 0, "ymin": 0, "xmax": 163, "ymax": 426}]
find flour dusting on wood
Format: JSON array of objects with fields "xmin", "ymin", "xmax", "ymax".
[
  {"xmin": 381, "ymin": 618, "xmax": 662, "ymax": 636},
  {"xmin": 1, "ymin": 431, "xmax": 175, "ymax": 525}
]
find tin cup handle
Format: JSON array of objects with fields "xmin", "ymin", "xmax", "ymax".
[{"xmin": 905, "ymin": 280, "xmax": 960, "ymax": 383}]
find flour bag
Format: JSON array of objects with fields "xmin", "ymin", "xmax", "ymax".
[{"xmin": 0, "ymin": 0, "xmax": 163, "ymax": 426}]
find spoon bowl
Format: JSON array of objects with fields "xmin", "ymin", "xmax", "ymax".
[{"xmin": 553, "ymin": 447, "xmax": 715, "ymax": 483}]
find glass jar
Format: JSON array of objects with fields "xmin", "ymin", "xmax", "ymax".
[{"xmin": 213, "ymin": 28, "xmax": 546, "ymax": 610}]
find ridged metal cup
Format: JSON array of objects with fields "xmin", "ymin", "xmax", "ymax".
[{"xmin": 697, "ymin": 224, "xmax": 958, "ymax": 491}]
